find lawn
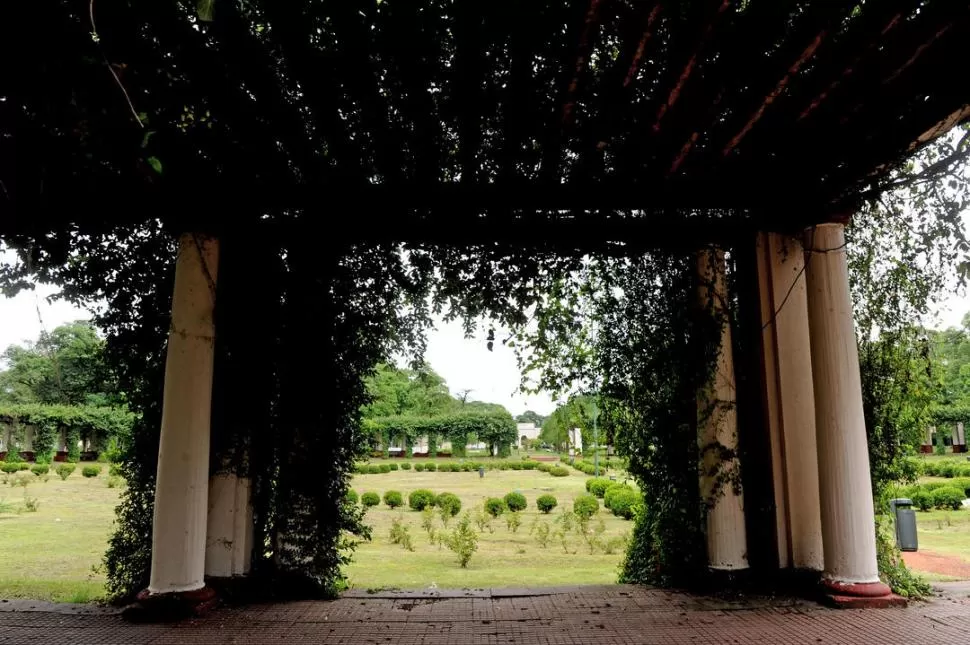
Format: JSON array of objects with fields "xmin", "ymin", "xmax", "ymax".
[
  {"xmin": 0, "ymin": 464, "xmax": 120, "ymax": 602},
  {"xmin": 345, "ymin": 461, "xmax": 635, "ymax": 590},
  {"xmin": 0, "ymin": 457, "xmax": 635, "ymax": 601}
]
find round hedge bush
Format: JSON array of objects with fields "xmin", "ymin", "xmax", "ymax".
[
  {"xmin": 30, "ymin": 464, "xmax": 50, "ymax": 476},
  {"xmin": 931, "ymin": 486, "xmax": 965, "ymax": 511},
  {"xmin": 389, "ymin": 463, "xmax": 399, "ymax": 471},
  {"xmin": 81, "ymin": 465, "xmax": 102, "ymax": 478},
  {"xmin": 573, "ymin": 494, "xmax": 599, "ymax": 519},
  {"xmin": 379, "ymin": 464, "xmax": 392, "ymax": 474},
  {"xmin": 436, "ymin": 492, "xmax": 462, "ymax": 517},
  {"xmin": 384, "ymin": 490, "xmax": 404, "ymax": 508},
  {"xmin": 401, "ymin": 462, "xmax": 412, "ymax": 470},
  {"xmin": 548, "ymin": 466, "xmax": 570, "ymax": 477},
  {"xmin": 424, "ymin": 462, "xmax": 437, "ymax": 472},
  {"xmin": 586, "ymin": 478, "xmax": 612, "ymax": 498},
  {"xmin": 345, "ymin": 489, "xmax": 360, "ymax": 505},
  {"xmin": 910, "ymin": 488, "xmax": 933, "ymax": 511},
  {"xmin": 607, "ymin": 488, "xmax": 640, "ymax": 519},
  {"xmin": 536, "ymin": 494, "xmax": 558, "ymax": 514},
  {"xmin": 367, "ymin": 465, "xmax": 382, "ymax": 474},
  {"xmin": 408, "ymin": 489, "xmax": 436, "ymax": 511},
  {"xmin": 504, "ymin": 491, "xmax": 527, "ymax": 512},
  {"xmin": 414, "ymin": 463, "xmax": 426, "ymax": 472},
  {"xmin": 484, "ymin": 497, "xmax": 507, "ymax": 518},
  {"xmin": 56, "ymin": 464, "xmax": 75, "ymax": 480},
  {"xmin": 536, "ymin": 462, "xmax": 551, "ymax": 472},
  {"xmin": 603, "ymin": 483, "xmax": 631, "ymax": 509},
  {"xmin": 361, "ymin": 491, "xmax": 380, "ymax": 508}
]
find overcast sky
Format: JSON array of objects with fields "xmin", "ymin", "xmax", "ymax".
[{"xmin": 1, "ymin": 246, "xmax": 967, "ymax": 417}]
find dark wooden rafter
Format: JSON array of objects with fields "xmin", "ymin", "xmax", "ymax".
[
  {"xmin": 454, "ymin": 3, "xmax": 485, "ymax": 184},
  {"xmin": 259, "ymin": 2, "xmax": 365, "ymax": 183},
  {"xmin": 10, "ymin": 0, "xmax": 970, "ymax": 241},
  {"xmin": 650, "ymin": 0, "xmax": 731, "ymax": 135},
  {"xmin": 328, "ymin": 3, "xmax": 405, "ymax": 185}
]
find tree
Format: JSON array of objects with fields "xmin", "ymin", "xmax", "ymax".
[
  {"xmin": 928, "ymin": 312, "xmax": 970, "ymax": 408},
  {"xmin": 0, "ymin": 321, "xmax": 119, "ymax": 406},
  {"xmin": 515, "ymin": 410, "xmax": 545, "ymax": 426},
  {"xmin": 362, "ymin": 363, "xmax": 456, "ymax": 419}
]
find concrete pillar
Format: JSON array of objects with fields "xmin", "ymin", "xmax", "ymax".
[
  {"xmin": 954, "ymin": 422, "xmax": 967, "ymax": 453},
  {"xmin": 147, "ymin": 234, "xmax": 219, "ymax": 595},
  {"xmin": 803, "ymin": 223, "xmax": 889, "ymax": 598},
  {"xmin": 756, "ymin": 232, "xmax": 824, "ymax": 572},
  {"xmin": 920, "ymin": 426, "xmax": 934, "ymax": 453},
  {"xmin": 205, "ymin": 474, "xmax": 254, "ymax": 578},
  {"xmin": 697, "ymin": 248, "xmax": 749, "ymax": 571}
]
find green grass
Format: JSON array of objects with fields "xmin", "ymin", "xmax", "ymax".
[
  {"xmin": 0, "ymin": 463, "xmax": 119, "ymax": 602},
  {"xmin": 345, "ymin": 463, "xmax": 636, "ymax": 589},
  {"xmin": 913, "ymin": 508, "xmax": 970, "ymax": 561}
]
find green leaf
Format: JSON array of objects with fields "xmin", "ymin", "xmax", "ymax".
[
  {"xmin": 197, "ymin": 0, "xmax": 215, "ymax": 22},
  {"xmin": 146, "ymin": 156, "xmax": 163, "ymax": 175}
]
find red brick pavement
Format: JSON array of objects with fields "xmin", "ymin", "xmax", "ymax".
[{"xmin": 0, "ymin": 585, "xmax": 968, "ymax": 645}]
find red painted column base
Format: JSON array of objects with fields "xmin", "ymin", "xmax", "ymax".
[
  {"xmin": 918, "ymin": 445, "xmax": 934, "ymax": 454},
  {"xmin": 952, "ymin": 445, "xmax": 968, "ymax": 453},
  {"xmin": 124, "ymin": 586, "xmax": 218, "ymax": 622},
  {"xmin": 821, "ymin": 580, "xmax": 907, "ymax": 609}
]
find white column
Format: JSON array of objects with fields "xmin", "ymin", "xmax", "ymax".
[
  {"xmin": 148, "ymin": 234, "xmax": 219, "ymax": 595},
  {"xmin": 958, "ymin": 422, "xmax": 966, "ymax": 448},
  {"xmin": 205, "ymin": 474, "xmax": 254, "ymax": 578},
  {"xmin": 697, "ymin": 248, "xmax": 749, "ymax": 571},
  {"xmin": 756, "ymin": 233, "xmax": 824, "ymax": 572},
  {"xmin": 804, "ymin": 223, "xmax": 888, "ymax": 595}
]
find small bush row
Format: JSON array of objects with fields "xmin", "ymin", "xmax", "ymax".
[
  {"xmin": 906, "ymin": 484, "xmax": 967, "ymax": 511},
  {"xmin": 352, "ymin": 489, "xmax": 462, "ymax": 515},
  {"xmin": 913, "ymin": 459, "xmax": 970, "ymax": 479},
  {"xmin": 354, "ymin": 460, "xmax": 560, "ymax": 474}
]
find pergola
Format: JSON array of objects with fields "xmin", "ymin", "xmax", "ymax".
[{"xmin": 7, "ymin": 0, "xmax": 970, "ymax": 610}]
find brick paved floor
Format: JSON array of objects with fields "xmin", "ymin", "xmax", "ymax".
[{"xmin": 1, "ymin": 585, "xmax": 968, "ymax": 645}]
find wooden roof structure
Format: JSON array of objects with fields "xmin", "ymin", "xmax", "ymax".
[{"xmin": 7, "ymin": 1, "xmax": 970, "ymax": 247}]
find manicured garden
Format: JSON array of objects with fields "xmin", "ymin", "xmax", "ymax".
[{"xmin": 344, "ymin": 458, "xmax": 638, "ymax": 589}]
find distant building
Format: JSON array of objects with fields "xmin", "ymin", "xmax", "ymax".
[
  {"xmin": 568, "ymin": 427, "xmax": 583, "ymax": 452},
  {"xmin": 517, "ymin": 422, "xmax": 541, "ymax": 448}
]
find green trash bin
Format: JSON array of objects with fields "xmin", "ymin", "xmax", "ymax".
[{"xmin": 890, "ymin": 498, "xmax": 918, "ymax": 552}]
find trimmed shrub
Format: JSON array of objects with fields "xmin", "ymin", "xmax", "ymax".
[
  {"xmin": 910, "ymin": 488, "xmax": 933, "ymax": 511},
  {"xmin": 346, "ymin": 489, "xmax": 360, "ymax": 505},
  {"xmin": 408, "ymin": 489, "xmax": 436, "ymax": 511},
  {"xmin": 484, "ymin": 497, "xmax": 507, "ymax": 518},
  {"xmin": 56, "ymin": 464, "xmax": 76, "ymax": 481},
  {"xmin": 950, "ymin": 477, "xmax": 970, "ymax": 498},
  {"xmin": 586, "ymin": 478, "xmax": 612, "ymax": 498},
  {"xmin": 504, "ymin": 491, "xmax": 527, "ymax": 512},
  {"xmin": 384, "ymin": 490, "xmax": 404, "ymax": 508},
  {"xmin": 437, "ymin": 492, "xmax": 462, "ymax": 517},
  {"xmin": 361, "ymin": 491, "xmax": 380, "ymax": 508},
  {"xmin": 536, "ymin": 462, "xmax": 551, "ymax": 472},
  {"xmin": 607, "ymin": 488, "xmax": 640, "ymax": 519},
  {"xmin": 931, "ymin": 486, "xmax": 965, "ymax": 511},
  {"xmin": 573, "ymin": 494, "xmax": 599, "ymax": 519},
  {"xmin": 548, "ymin": 466, "xmax": 570, "ymax": 477},
  {"xmin": 401, "ymin": 462, "xmax": 412, "ymax": 470},
  {"xmin": 367, "ymin": 465, "xmax": 382, "ymax": 474},
  {"xmin": 389, "ymin": 463, "xmax": 399, "ymax": 471},
  {"xmin": 415, "ymin": 463, "xmax": 426, "ymax": 472},
  {"xmin": 424, "ymin": 462, "xmax": 437, "ymax": 472},
  {"xmin": 30, "ymin": 464, "xmax": 49, "ymax": 476},
  {"xmin": 82, "ymin": 465, "xmax": 102, "ymax": 478},
  {"xmin": 1, "ymin": 462, "xmax": 23, "ymax": 474},
  {"xmin": 603, "ymin": 483, "xmax": 632, "ymax": 509},
  {"xmin": 536, "ymin": 494, "xmax": 558, "ymax": 514},
  {"xmin": 379, "ymin": 464, "xmax": 392, "ymax": 474}
]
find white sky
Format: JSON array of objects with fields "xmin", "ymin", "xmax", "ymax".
[{"xmin": 1, "ymin": 239, "xmax": 967, "ymax": 418}]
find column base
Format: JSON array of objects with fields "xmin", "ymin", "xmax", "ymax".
[
  {"xmin": 820, "ymin": 580, "xmax": 906, "ymax": 609},
  {"xmin": 124, "ymin": 586, "xmax": 218, "ymax": 622},
  {"xmin": 952, "ymin": 445, "xmax": 967, "ymax": 453},
  {"xmin": 918, "ymin": 445, "xmax": 934, "ymax": 454}
]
